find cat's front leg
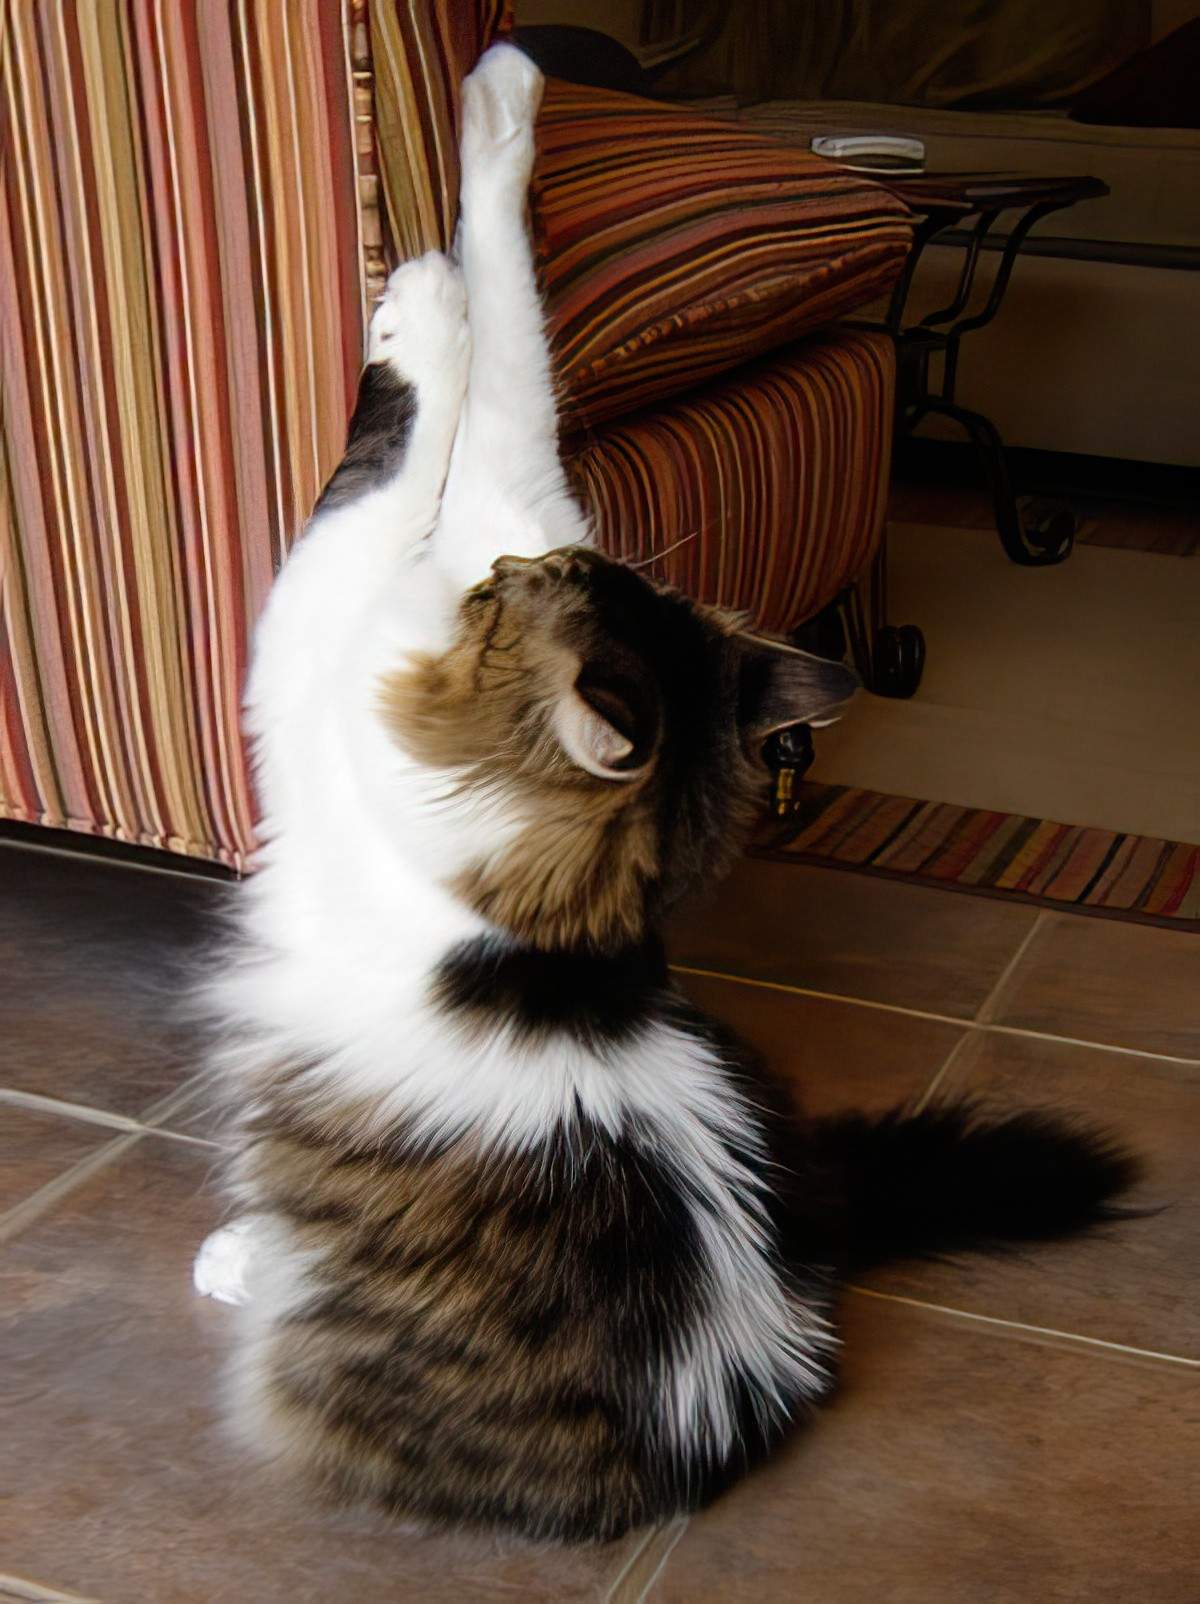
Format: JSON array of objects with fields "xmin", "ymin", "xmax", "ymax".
[
  {"xmin": 246, "ymin": 251, "xmax": 471, "ymax": 728},
  {"xmin": 434, "ymin": 44, "xmax": 589, "ymax": 590},
  {"xmin": 317, "ymin": 251, "xmax": 470, "ymax": 537}
]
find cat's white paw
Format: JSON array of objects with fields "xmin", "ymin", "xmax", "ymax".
[
  {"xmin": 193, "ymin": 1219, "xmax": 257, "ymax": 1306},
  {"xmin": 367, "ymin": 251, "xmax": 469, "ymax": 390},
  {"xmin": 461, "ymin": 43, "xmax": 543, "ymax": 201}
]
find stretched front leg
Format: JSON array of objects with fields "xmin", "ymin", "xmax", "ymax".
[
  {"xmin": 244, "ymin": 251, "xmax": 470, "ymax": 833},
  {"xmin": 248, "ymin": 251, "xmax": 468, "ymax": 699},
  {"xmin": 434, "ymin": 44, "xmax": 589, "ymax": 590}
]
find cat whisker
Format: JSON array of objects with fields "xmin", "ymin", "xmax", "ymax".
[{"xmin": 625, "ymin": 527, "xmax": 705, "ymax": 570}]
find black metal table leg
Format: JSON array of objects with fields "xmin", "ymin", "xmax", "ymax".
[
  {"xmin": 910, "ymin": 397, "xmax": 1075, "ymax": 566},
  {"xmin": 873, "ymin": 178, "xmax": 1107, "ymax": 568}
]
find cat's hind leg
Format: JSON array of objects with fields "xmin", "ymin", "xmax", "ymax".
[
  {"xmin": 193, "ymin": 1218, "xmax": 258, "ymax": 1307},
  {"xmin": 434, "ymin": 44, "xmax": 589, "ymax": 590}
]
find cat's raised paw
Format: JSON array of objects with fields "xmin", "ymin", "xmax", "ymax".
[
  {"xmin": 367, "ymin": 252, "xmax": 469, "ymax": 387},
  {"xmin": 461, "ymin": 43, "xmax": 543, "ymax": 197}
]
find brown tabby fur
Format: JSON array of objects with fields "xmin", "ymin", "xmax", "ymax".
[
  {"xmin": 381, "ymin": 548, "xmax": 758, "ymax": 951},
  {"xmin": 231, "ymin": 1067, "xmax": 711, "ymax": 1540}
]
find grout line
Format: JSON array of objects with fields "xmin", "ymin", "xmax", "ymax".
[
  {"xmin": 0, "ymin": 1576, "xmax": 100, "ymax": 1604},
  {"xmin": 0, "ymin": 1129, "xmax": 143, "ymax": 1244},
  {"xmin": 983, "ymin": 1023, "xmax": 1200, "ymax": 1069},
  {"xmin": 0, "ymin": 1088, "xmax": 146, "ymax": 1135},
  {"xmin": 847, "ymin": 1285, "xmax": 1200, "ymax": 1369},
  {"xmin": 607, "ymin": 1517, "xmax": 690, "ymax": 1604},
  {"xmin": 914, "ymin": 914, "xmax": 1047, "ymax": 1109},
  {"xmin": 670, "ymin": 964, "xmax": 972, "ymax": 1028},
  {"xmin": 669, "ymin": 963, "xmax": 1200, "ymax": 1069},
  {"xmin": 0, "ymin": 1088, "xmax": 223, "ymax": 1152},
  {"xmin": 973, "ymin": 911, "xmax": 1046, "ymax": 1027},
  {"xmin": 912, "ymin": 1031, "xmax": 976, "ymax": 1113},
  {"xmin": 604, "ymin": 1527, "xmax": 659, "ymax": 1603},
  {"xmin": 629, "ymin": 1517, "xmax": 689, "ymax": 1603}
]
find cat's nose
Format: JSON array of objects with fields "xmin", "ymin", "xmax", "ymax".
[{"xmin": 491, "ymin": 553, "xmax": 539, "ymax": 574}]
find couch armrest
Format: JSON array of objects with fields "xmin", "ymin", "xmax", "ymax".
[
  {"xmin": 533, "ymin": 82, "xmax": 912, "ymax": 430},
  {"xmin": 371, "ymin": 0, "xmax": 511, "ymax": 259}
]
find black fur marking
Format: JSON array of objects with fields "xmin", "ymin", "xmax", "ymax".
[
  {"xmin": 430, "ymin": 931, "xmax": 670, "ymax": 1048},
  {"xmin": 315, "ymin": 362, "xmax": 416, "ymax": 514}
]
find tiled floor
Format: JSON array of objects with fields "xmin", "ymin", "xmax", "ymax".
[{"xmin": 2, "ymin": 838, "xmax": 1197, "ymax": 1602}]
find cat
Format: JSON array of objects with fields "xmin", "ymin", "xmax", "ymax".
[{"xmin": 194, "ymin": 44, "xmax": 1136, "ymax": 1544}]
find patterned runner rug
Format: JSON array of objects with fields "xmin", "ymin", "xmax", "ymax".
[{"xmin": 757, "ymin": 783, "xmax": 1200, "ymax": 928}]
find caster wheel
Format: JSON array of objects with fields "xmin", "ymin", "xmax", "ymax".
[
  {"xmin": 873, "ymin": 624, "xmax": 925, "ymax": 699},
  {"xmin": 1017, "ymin": 496, "xmax": 1076, "ymax": 561}
]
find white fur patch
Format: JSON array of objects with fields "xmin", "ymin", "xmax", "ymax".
[{"xmin": 194, "ymin": 1219, "xmax": 258, "ymax": 1306}]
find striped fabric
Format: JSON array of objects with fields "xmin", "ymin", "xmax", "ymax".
[
  {"xmin": 2, "ymin": 9, "xmax": 898, "ymax": 870},
  {"xmin": 570, "ymin": 332, "xmax": 895, "ymax": 634},
  {"xmin": 1, "ymin": 2, "xmax": 499, "ymax": 871},
  {"xmin": 534, "ymin": 81, "xmax": 912, "ymax": 429},
  {"xmin": 370, "ymin": 0, "xmax": 510, "ymax": 267},
  {"xmin": 766, "ymin": 784, "xmax": 1200, "ymax": 926}
]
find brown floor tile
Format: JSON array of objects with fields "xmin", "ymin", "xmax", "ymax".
[
  {"xmin": 0, "ymin": 1102, "xmax": 116, "ymax": 1215},
  {"xmin": 0, "ymin": 845, "xmax": 219, "ymax": 1117},
  {"xmin": 651, "ymin": 1297, "xmax": 1197, "ymax": 1604},
  {"xmin": 866, "ymin": 1030, "xmax": 1200, "ymax": 1358},
  {"xmin": 0, "ymin": 1136, "xmax": 643, "ymax": 1603},
  {"xmin": 989, "ymin": 912, "xmax": 1200, "ymax": 1059},
  {"xmin": 675, "ymin": 971, "xmax": 963, "ymax": 1116},
  {"xmin": 668, "ymin": 858, "xmax": 1038, "ymax": 1018}
]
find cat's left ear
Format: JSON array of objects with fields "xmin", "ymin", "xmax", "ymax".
[
  {"xmin": 552, "ymin": 661, "xmax": 659, "ymax": 782},
  {"xmin": 736, "ymin": 633, "xmax": 859, "ymax": 745}
]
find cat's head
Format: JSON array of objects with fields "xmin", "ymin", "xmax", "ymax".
[{"xmin": 383, "ymin": 547, "xmax": 856, "ymax": 952}]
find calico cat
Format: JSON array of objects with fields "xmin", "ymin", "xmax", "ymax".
[{"xmin": 195, "ymin": 44, "xmax": 1136, "ymax": 1543}]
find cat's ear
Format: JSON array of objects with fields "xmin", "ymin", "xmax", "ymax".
[
  {"xmin": 736, "ymin": 633, "xmax": 859, "ymax": 745},
  {"xmin": 552, "ymin": 664, "xmax": 658, "ymax": 782}
]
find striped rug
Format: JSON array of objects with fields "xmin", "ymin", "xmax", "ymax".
[{"xmin": 759, "ymin": 784, "xmax": 1200, "ymax": 927}]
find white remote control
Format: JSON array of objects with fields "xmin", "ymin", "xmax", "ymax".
[{"xmin": 810, "ymin": 134, "xmax": 926, "ymax": 172}]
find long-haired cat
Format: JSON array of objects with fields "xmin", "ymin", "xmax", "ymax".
[{"xmin": 195, "ymin": 44, "xmax": 1136, "ymax": 1544}]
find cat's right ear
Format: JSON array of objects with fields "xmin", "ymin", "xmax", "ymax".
[
  {"xmin": 552, "ymin": 663, "xmax": 659, "ymax": 782},
  {"xmin": 736, "ymin": 633, "xmax": 859, "ymax": 746}
]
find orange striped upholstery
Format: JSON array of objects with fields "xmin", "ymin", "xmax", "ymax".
[
  {"xmin": 1, "ymin": 2, "xmax": 501, "ymax": 870},
  {"xmin": 534, "ymin": 82, "xmax": 911, "ymax": 429},
  {"xmin": 571, "ymin": 332, "xmax": 895, "ymax": 635}
]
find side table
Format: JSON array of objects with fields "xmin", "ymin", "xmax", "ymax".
[{"xmin": 872, "ymin": 171, "xmax": 1110, "ymax": 569}]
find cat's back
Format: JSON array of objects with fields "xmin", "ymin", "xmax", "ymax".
[{"xmin": 224, "ymin": 975, "xmax": 836, "ymax": 1542}]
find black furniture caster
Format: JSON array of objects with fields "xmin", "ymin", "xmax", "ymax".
[
  {"xmin": 1018, "ymin": 495, "xmax": 1077, "ymax": 561},
  {"xmin": 872, "ymin": 623, "xmax": 925, "ymax": 699}
]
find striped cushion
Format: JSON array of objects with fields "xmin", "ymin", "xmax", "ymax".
[
  {"xmin": 0, "ymin": 1, "xmax": 500, "ymax": 872},
  {"xmin": 534, "ymin": 82, "xmax": 912, "ymax": 428},
  {"xmin": 573, "ymin": 331, "xmax": 895, "ymax": 635}
]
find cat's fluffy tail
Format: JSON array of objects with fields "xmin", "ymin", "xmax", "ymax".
[{"xmin": 812, "ymin": 1102, "xmax": 1141, "ymax": 1271}]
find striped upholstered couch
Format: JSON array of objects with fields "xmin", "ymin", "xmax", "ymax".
[{"xmin": 0, "ymin": 3, "xmax": 911, "ymax": 872}]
